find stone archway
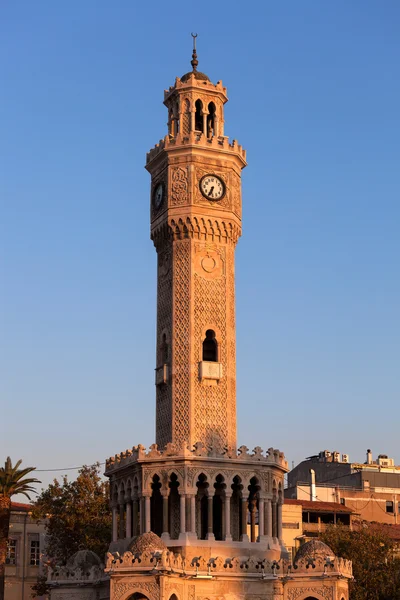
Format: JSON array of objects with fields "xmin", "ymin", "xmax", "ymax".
[{"xmin": 115, "ymin": 582, "xmax": 159, "ymax": 600}]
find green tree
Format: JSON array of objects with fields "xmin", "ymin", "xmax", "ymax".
[
  {"xmin": 32, "ymin": 464, "xmax": 111, "ymax": 565},
  {"xmin": 321, "ymin": 522, "xmax": 400, "ymax": 600},
  {"xmin": 0, "ymin": 457, "xmax": 40, "ymax": 600}
]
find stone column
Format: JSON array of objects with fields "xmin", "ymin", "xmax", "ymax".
[
  {"xmin": 112, "ymin": 506, "xmax": 118, "ymax": 542},
  {"xmin": 162, "ymin": 494, "xmax": 169, "ymax": 538},
  {"xmin": 190, "ymin": 495, "xmax": 196, "ymax": 536},
  {"xmin": 190, "ymin": 108, "xmax": 195, "ymax": 132},
  {"xmin": 240, "ymin": 497, "xmax": 249, "ymax": 542},
  {"xmin": 250, "ymin": 498, "xmax": 257, "ymax": 543},
  {"xmin": 266, "ymin": 498, "xmax": 273, "ymax": 537},
  {"xmin": 202, "ymin": 112, "xmax": 208, "ymax": 136},
  {"xmin": 145, "ymin": 495, "xmax": 151, "ymax": 533},
  {"xmin": 224, "ymin": 493, "xmax": 232, "ymax": 541},
  {"xmin": 119, "ymin": 504, "xmax": 125, "ymax": 539},
  {"xmin": 272, "ymin": 499, "xmax": 277, "ymax": 538},
  {"xmin": 125, "ymin": 501, "xmax": 132, "ymax": 538},
  {"xmin": 132, "ymin": 497, "xmax": 139, "ymax": 537},
  {"xmin": 277, "ymin": 499, "xmax": 283, "ymax": 541},
  {"xmin": 139, "ymin": 496, "xmax": 144, "ymax": 534},
  {"xmin": 258, "ymin": 497, "xmax": 265, "ymax": 541},
  {"xmin": 206, "ymin": 493, "xmax": 214, "ymax": 540},
  {"xmin": 179, "ymin": 494, "xmax": 186, "ymax": 537}
]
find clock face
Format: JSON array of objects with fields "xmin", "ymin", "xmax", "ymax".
[
  {"xmin": 199, "ymin": 175, "xmax": 225, "ymax": 201},
  {"xmin": 153, "ymin": 182, "xmax": 164, "ymax": 209}
]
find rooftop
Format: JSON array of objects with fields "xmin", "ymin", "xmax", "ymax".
[{"xmin": 285, "ymin": 498, "xmax": 353, "ymax": 514}]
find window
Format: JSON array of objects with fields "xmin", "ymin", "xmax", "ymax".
[
  {"xmin": 386, "ymin": 500, "xmax": 394, "ymax": 513},
  {"xmin": 195, "ymin": 99, "xmax": 203, "ymax": 132},
  {"xmin": 6, "ymin": 540, "xmax": 17, "ymax": 565},
  {"xmin": 202, "ymin": 330, "xmax": 217, "ymax": 362},
  {"xmin": 30, "ymin": 540, "xmax": 40, "ymax": 566}
]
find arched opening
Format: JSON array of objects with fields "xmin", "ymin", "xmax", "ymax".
[
  {"xmin": 203, "ymin": 330, "xmax": 218, "ymax": 362},
  {"xmin": 132, "ymin": 478, "xmax": 140, "ymax": 537},
  {"xmin": 127, "ymin": 593, "xmax": 150, "ymax": 600},
  {"xmin": 169, "ymin": 594, "xmax": 178, "ymax": 600},
  {"xmin": 248, "ymin": 476, "xmax": 261, "ymax": 542},
  {"xmin": 231, "ymin": 475, "xmax": 243, "ymax": 541},
  {"xmin": 118, "ymin": 483, "xmax": 125, "ymax": 539},
  {"xmin": 168, "ymin": 473, "xmax": 180, "ymax": 539},
  {"xmin": 213, "ymin": 474, "xmax": 225, "ymax": 540},
  {"xmin": 150, "ymin": 475, "xmax": 162, "ymax": 536},
  {"xmin": 195, "ymin": 473, "xmax": 209, "ymax": 539},
  {"xmin": 195, "ymin": 99, "xmax": 203, "ymax": 132},
  {"xmin": 207, "ymin": 102, "xmax": 216, "ymax": 138}
]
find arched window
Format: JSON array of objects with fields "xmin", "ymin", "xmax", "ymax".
[
  {"xmin": 195, "ymin": 99, "xmax": 203, "ymax": 132},
  {"xmin": 207, "ymin": 102, "xmax": 216, "ymax": 138},
  {"xmin": 202, "ymin": 330, "xmax": 217, "ymax": 362}
]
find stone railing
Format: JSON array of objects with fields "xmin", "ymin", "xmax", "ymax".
[
  {"xmin": 47, "ymin": 564, "xmax": 108, "ymax": 583},
  {"xmin": 146, "ymin": 131, "xmax": 246, "ymax": 165},
  {"xmin": 105, "ymin": 443, "xmax": 288, "ymax": 473},
  {"xmin": 164, "ymin": 76, "xmax": 227, "ymax": 99},
  {"xmin": 105, "ymin": 550, "xmax": 352, "ymax": 579}
]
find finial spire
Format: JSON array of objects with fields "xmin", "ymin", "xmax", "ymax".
[{"xmin": 191, "ymin": 32, "xmax": 198, "ymax": 72}]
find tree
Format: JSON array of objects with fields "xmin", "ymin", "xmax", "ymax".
[
  {"xmin": 32, "ymin": 464, "xmax": 111, "ymax": 565},
  {"xmin": 0, "ymin": 457, "xmax": 40, "ymax": 600},
  {"xmin": 321, "ymin": 522, "xmax": 400, "ymax": 600}
]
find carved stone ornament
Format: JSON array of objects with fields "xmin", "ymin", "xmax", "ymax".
[
  {"xmin": 287, "ymin": 586, "xmax": 334, "ymax": 600},
  {"xmin": 113, "ymin": 581, "xmax": 160, "ymax": 600},
  {"xmin": 194, "ymin": 243, "xmax": 225, "ymax": 281},
  {"xmin": 171, "ymin": 166, "xmax": 189, "ymax": 206}
]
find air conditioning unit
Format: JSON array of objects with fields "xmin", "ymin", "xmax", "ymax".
[
  {"xmin": 333, "ymin": 451, "xmax": 340, "ymax": 462},
  {"xmin": 342, "ymin": 454, "xmax": 349, "ymax": 463}
]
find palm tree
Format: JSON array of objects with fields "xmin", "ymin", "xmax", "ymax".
[{"xmin": 0, "ymin": 457, "xmax": 41, "ymax": 600}]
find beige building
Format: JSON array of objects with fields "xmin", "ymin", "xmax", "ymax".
[
  {"xmin": 287, "ymin": 449, "xmax": 400, "ymax": 525},
  {"xmin": 48, "ymin": 40, "xmax": 352, "ymax": 600},
  {"xmin": 6, "ymin": 502, "xmax": 46, "ymax": 600}
]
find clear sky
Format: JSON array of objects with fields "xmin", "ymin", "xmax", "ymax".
[{"xmin": 1, "ymin": 1, "xmax": 399, "ymax": 495}]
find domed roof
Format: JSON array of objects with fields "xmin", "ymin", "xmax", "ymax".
[
  {"xmin": 181, "ymin": 70, "xmax": 210, "ymax": 83},
  {"xmin": 294, "ymin": 539, "xmax": 335, "ymax": 563},
  {"xmin": 66, "ymin": 549, "xmax": 102, "ymax": 570},
  {"xmin": 128, "ymin": 532, "xmax": 167, "ymax": 554}
]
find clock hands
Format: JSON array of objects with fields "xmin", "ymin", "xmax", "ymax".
[{"xmin": 209, "ymin": 186, "xmax": 214, "ymax": 197}]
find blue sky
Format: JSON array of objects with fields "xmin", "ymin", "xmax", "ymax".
[{"xmin": 1, "ymin": 1, "xmax": 399, "ymax": 494}]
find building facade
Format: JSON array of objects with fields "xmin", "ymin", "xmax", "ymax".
[
  {"xmin": 5, "ymin": 502, "xmax": 46, "ymax": 600},
  {"xmin": 287, "ymin": 449, "xmax": 400, "ymax": 525}
]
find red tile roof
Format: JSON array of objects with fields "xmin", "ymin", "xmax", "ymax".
[
  {"xmin": 285, "ymin": 498, "xmax": 353, "ymax": 514},
  {"xmin": 11, "ymin": 502, "xmax": 32, "ymax": 511}
]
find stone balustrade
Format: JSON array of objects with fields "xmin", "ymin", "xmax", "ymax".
[
  {"xmin": 146, "ymin": 131, "xmax": 246, "ymax": 165},
  {"xmin": 105, "ymin": 443, "xmax": 288, "ymax": 474},
  {"xmin": 104, "ymin": 549, "xmax": 353, "ymax": 579}
]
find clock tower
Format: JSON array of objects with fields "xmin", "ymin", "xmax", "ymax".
[{"xmin": 146, "ymin": 40, "xmax": 246, "ymax": 453}]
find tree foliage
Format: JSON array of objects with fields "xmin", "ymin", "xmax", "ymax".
[
  {"xmin": 0, "ymin": 457, "xmax": 40, "ymax": 600},
  {"xmin": 32, "ymin": 464, "xmax": 111, "ymax": 565},
  {"xmin": 321, "ymin": 522, "xmax": 400, "ymax": 600}
]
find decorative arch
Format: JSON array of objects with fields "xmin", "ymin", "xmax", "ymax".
[
  {"xmin": 167, "ymin": 469, "xmax": 184, "ymax": 489},
  {"xmin": 144, "ymin": 471, "xmax": 163, "ymax": 493},
  {"xmin": 116, "ymin": 584, "xmax": 159, "ymax": 600},
  {"xmin": 195, "ymin": 99, "xmax": 203, "ymax": 132}
]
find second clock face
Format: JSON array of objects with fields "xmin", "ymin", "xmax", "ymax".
[
  {"xmin": 200, "ymin": 175, "xmax": 225, "ymax": 201},
  {"xmin": 153, "ymin": 182, "xmax": 164, "ymax": 209}
]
